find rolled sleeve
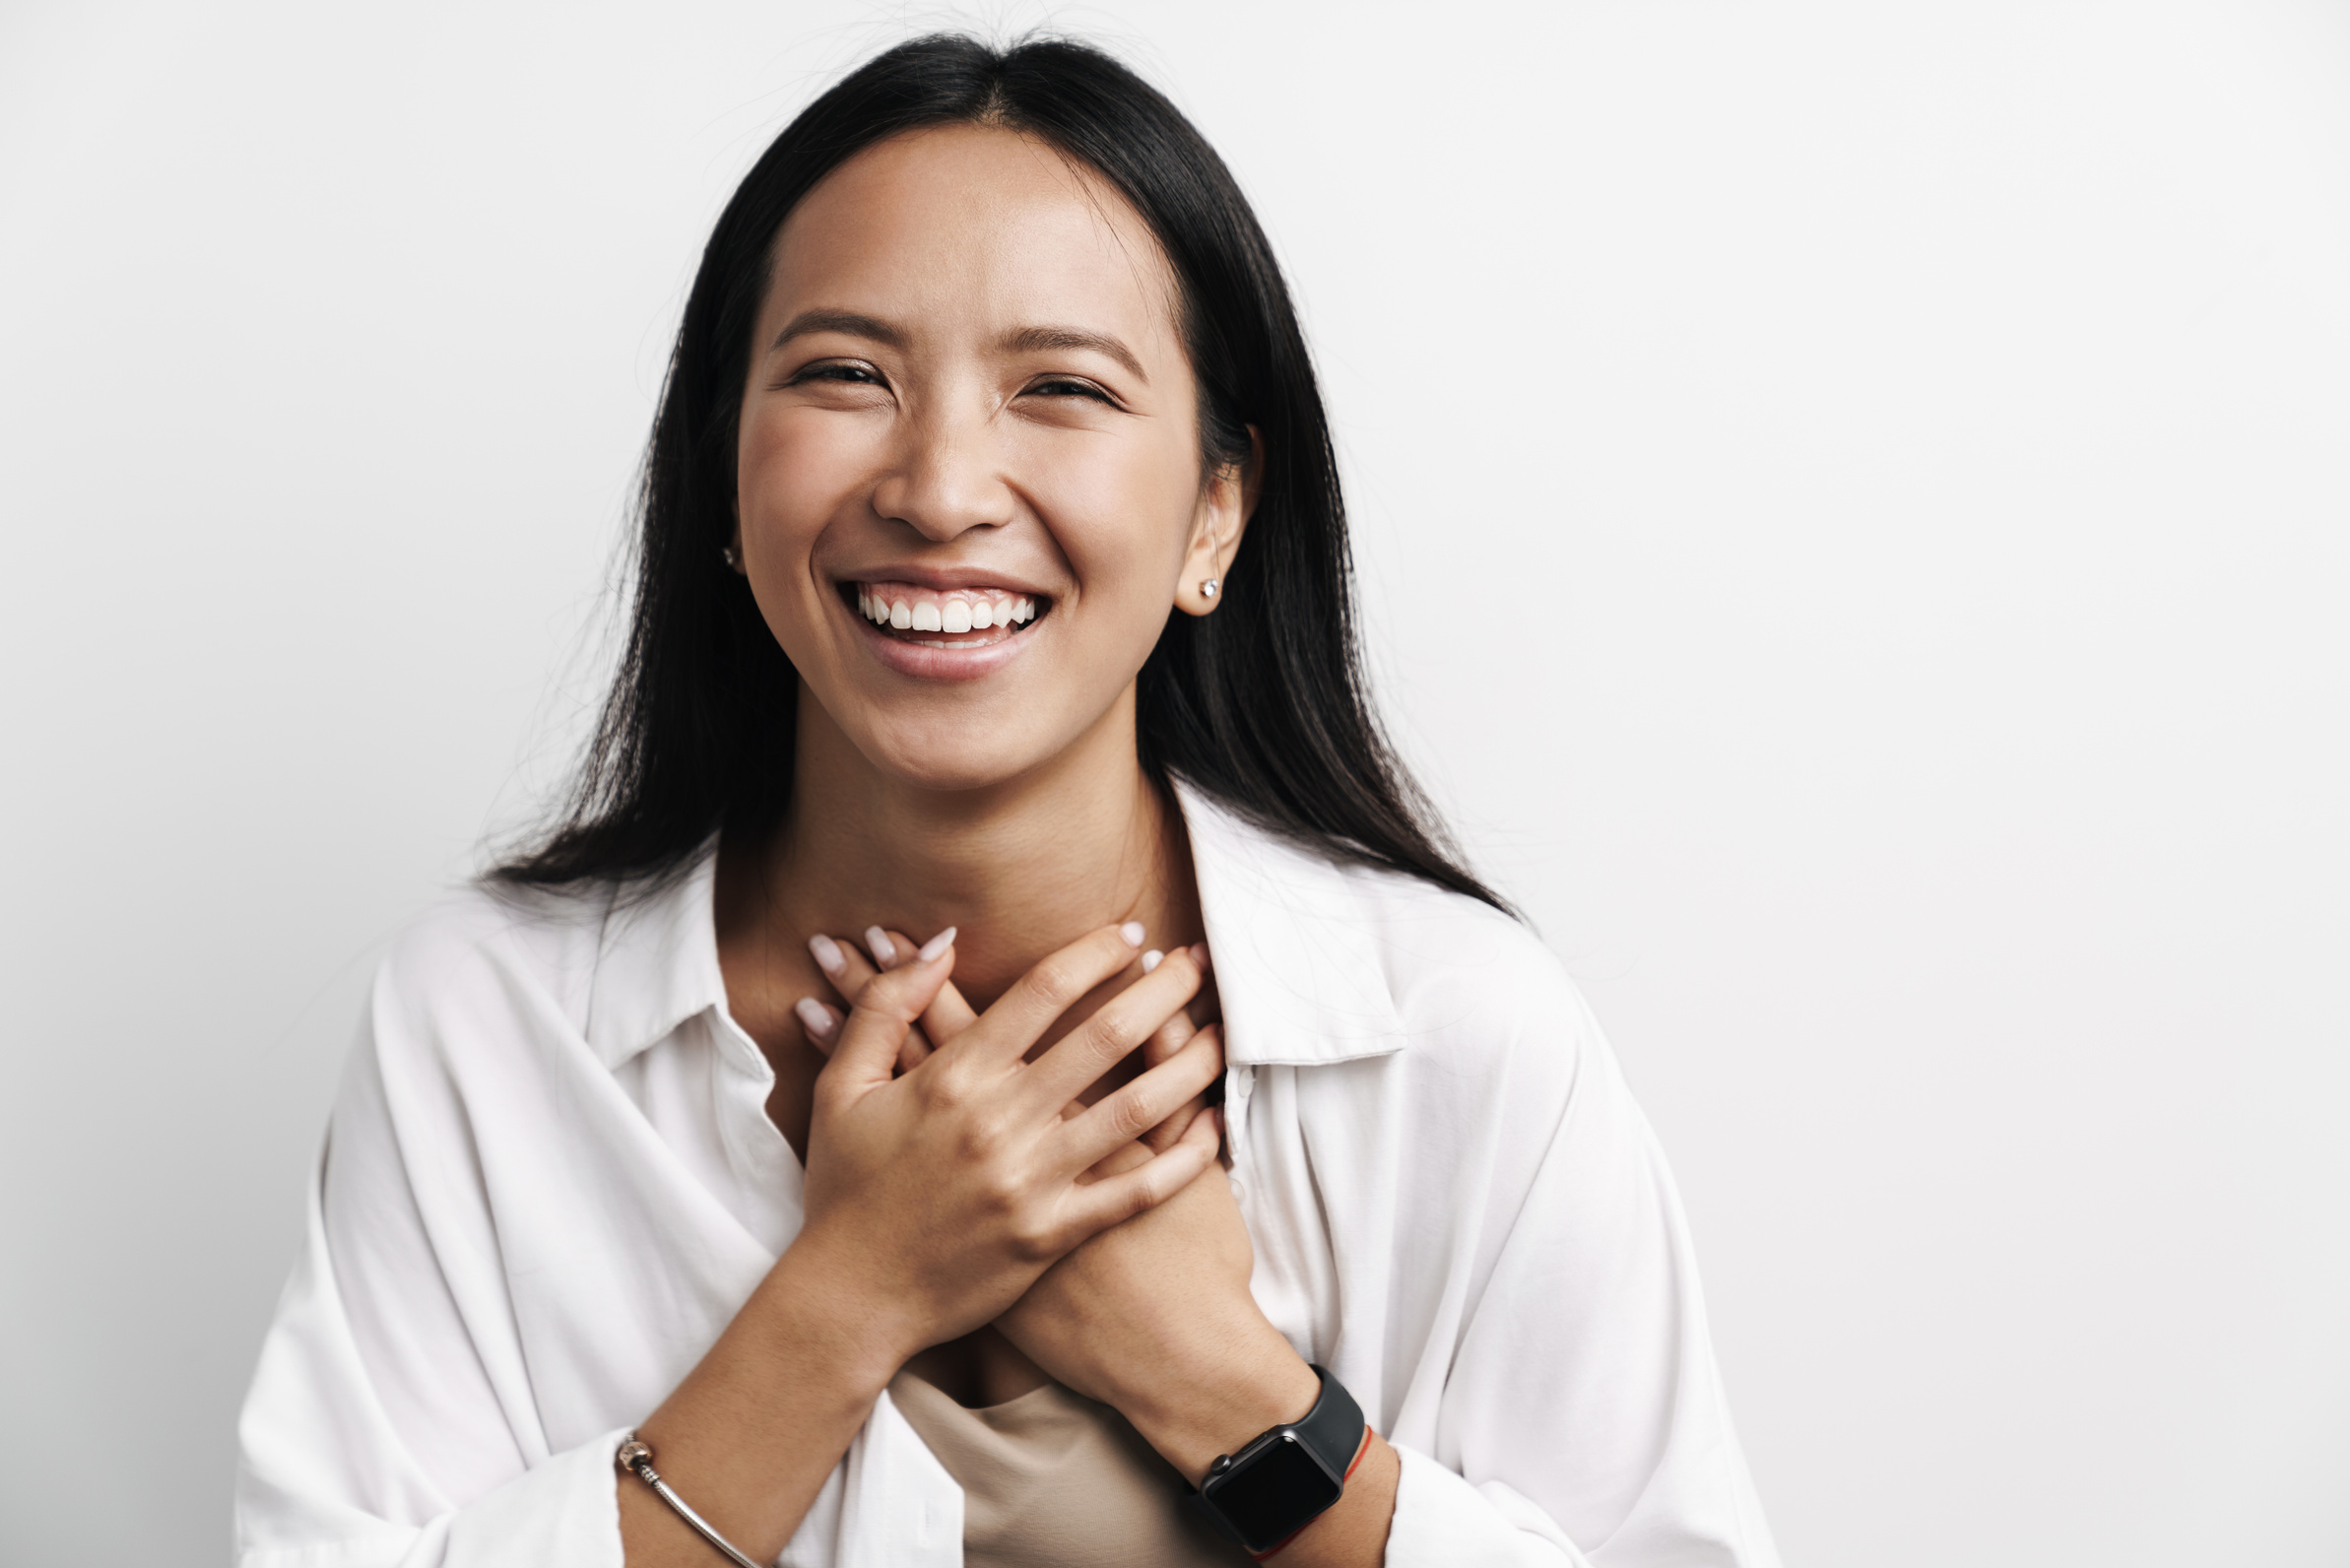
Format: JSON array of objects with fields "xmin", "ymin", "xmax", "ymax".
[
  {"xmin": 235, "ymin": 1169, "xmax": 627, "ymax": 1568},
  {"xmin": 1368, "ymin": 932, "xmax": 1781, "ymax": 1568},
  {"xmin": 1387, "ymin": 1445, "xmax": 1595, "ymax": 1566}
]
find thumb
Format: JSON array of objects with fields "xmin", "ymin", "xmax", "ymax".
[{"xmin": 816, "ymin": 929, "xmax": 957, "ymax": 1100}]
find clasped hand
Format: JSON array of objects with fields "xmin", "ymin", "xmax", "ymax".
[{"xmin": 787, "ymin": 922, "xmax": 1244, "ymax": 1391}]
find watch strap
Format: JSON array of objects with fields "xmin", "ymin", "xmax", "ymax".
[
  {"xmin": 1282, "ymin": 1364, "xmax": 1364, "ymax": 1481},
  {"xmin": 1190, "ymin": 1365, "xmax": 1367, "ymax": 1553}
]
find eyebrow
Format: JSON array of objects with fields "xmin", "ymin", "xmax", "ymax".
[
  {"xmin": 1001, "ymin": 324, "xmax": 1147, "ymax": 383},
  {"xmin": 768, "ymin": 311, "xmax": 1147, "ymax": 384},
  {"xmin": 769, "ymin": 308, "xmax": 904, "ymax": 354}
]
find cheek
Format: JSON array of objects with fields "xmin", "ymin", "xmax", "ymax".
[
  {"xmin": 736, "ymin": 411, "xmax": 883, "ymax": 670},
  {"xmin": 740, "ymin": 409, "xmax": 877, "ymax": 533},
  {"xmin": 1025, "ymin": 434, "xmax": 1200, "ymax": 606}
]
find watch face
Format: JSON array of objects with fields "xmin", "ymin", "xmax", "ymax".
[{"xmin": 1203, "ymin": 1432, "xmax": 1344, "ymax": 1551}]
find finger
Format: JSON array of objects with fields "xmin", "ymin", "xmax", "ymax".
[
  {"xmin": 794, "ymin": 997, "xmax": 841, "ymax": 1057},
  {"xmin": 1082, "ymin": 1139, "xmax": 1154, "ymax": 1182},
  {"xmin": 965, "ymin": 922, "xmax": 1151, "ymax": 1070},
  {"xmin": 1023, "ymin": 945, "xmax": 1205, "ymax": 1109},
  {"xmin": 862, "ymin": 924, "xmax": 906, "ymax": 970},
  {"xmin": 1139, "ymin": 1006, "xmax": 1214, "ymax": 1150},
  {"xmin": 1063, "ymin": 1105, "xmax": 1222, "ymax": 1236},
  {"xmin": 878, "ymin": 930, "xmax": 980, "ymax": 1047},
  {"xmin": 797, "ymin": 996, "xmax": 931, "ymax": 1073},
  {"xmin": 1071, "ymin": 1015, "xmax": 1213, "ymax": 1170},
  {"xmin": 1142, "ymin": 1024, "xmax": 1223, "ymax": 1151},
  {"xmin": 1056, "ymin": 1025, "xmax": 1223, "ymax": 1173},
  {"xmin": 1142, "ymin": 999, "xmax": 1199, "ymax": 1070},
  {"xmin": 1143, "ymin": 1096, "xmax": 1207, "ymax": 1154},
  {"xmin": 1048, "ymin": 996, "xmax": 1190, "ymax": 1125},
  {"xmin": 815, "ymin": 931, "xmax": 969, "ymax": 1072},
  {"xmin": 1184, "ymin": 943, "xmax": 1221, "ymax": 1028},
  {"xmin": 818, "ymin": 934, "xmax": 926, "ymax": 1072},
  {"xmin": 892, "ymin": 1024, "xmax": 944, "ymax": 1075},
  {"xmin": 813, "ymin": 931, "xmax": 956, "ymax": 1103},
  {"xmin": 813, "ymin": 928, "xmax": 897, "ymax": 1006},
  {"xmin": 1137, "ymin": 945, "xmax": 1211, "ymax": 1068}
]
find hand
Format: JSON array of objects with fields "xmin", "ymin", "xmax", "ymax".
[
  {"xmin": 800, "ymin": 929, "xmax": 1313, "ymax": 1482},
  {"xmin": 797, "ymin": 925, "xmax": 978, "ymax": 1076},
  {"xmin": 989, "ymin": 994, "xmax": 1316, "ymax": 1484},
  {"xmin": 786, "ymin": 925, "xmax": 1225, "ymax": 1368},
  {"xmin": 971, "ymin": 948, "xmax": 1273, "ymax": 1427},
  {"xmin": 798, "ymin": 929, "xmax": 1221, "ymax": 1156},
  {"xmin": 795, "ymin": 930, "xmax": 1390, "ymax": 1560}
]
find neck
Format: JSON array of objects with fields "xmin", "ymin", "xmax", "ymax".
[{"xmin": 755, "ymin": 683, "xmax": 1199, "ymax": 1009}]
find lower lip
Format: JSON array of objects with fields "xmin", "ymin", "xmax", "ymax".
[{"xmin": 849, "ymin": 599, "xmax": 1045, "ymax": 682}]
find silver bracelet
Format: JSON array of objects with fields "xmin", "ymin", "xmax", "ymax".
[{"xmin": 615, "ymin": 1432, "xmax": 765, "ymax": 1568}]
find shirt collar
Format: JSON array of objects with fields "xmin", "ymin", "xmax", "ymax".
[
  {"xmin": 1175, "ymin": 780, "xmax": 1408, "ymax": 1066},
  {"xmin": 581, "ymin": 785, "xmax": 1410, "ymax": 1071},
  {"xmin": 584, "ymin": 842, "xmax": 728, "ymax": 1069}
]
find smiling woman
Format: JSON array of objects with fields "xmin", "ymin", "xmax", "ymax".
[
  {"xmin": 738, "ymin": 125, "xmax": 1231, "ymax": 737},
  {"xmin": 232, "ymin": 33, "xmax": 1779, "ymax": 1568}
]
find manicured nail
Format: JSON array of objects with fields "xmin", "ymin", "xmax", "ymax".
[
  {"xmin": 865, "ymin": 927, "xmax": 896, "ymax": 965},
  {"xmin": 794, "ymin": 997, "xmax": 837, "ymax": 1040},
  {"xmin": 917, "ymin": 926, "xmax": 957, "ymax": 962},
  {"xmin": 808, "ymin": 934, "xmax": 844, "ymax": 975},
  {"xmin": 1119, "ymin": 921, "xmax": 1145, "ymax": 947},
  {"xmin": 1142, "ymin": 949, "xmax": 1163, "ymax": 973},
  {"xmin": 1191, "ymin": 942, "xmax": 1210, "ymax": 972}
]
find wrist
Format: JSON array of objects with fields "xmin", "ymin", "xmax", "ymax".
[
  {"xmin": 758, "ymin": 1240, "xmax": 927, "ymax": 1397},
  {"xmin": 1117, "ymin": 1319, "xmax": 1323, "ymax": 1484}
]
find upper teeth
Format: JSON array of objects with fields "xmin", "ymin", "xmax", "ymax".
[{"xmin": 857, "ymin": 585, "xmax": 1037, "ymax": 630}]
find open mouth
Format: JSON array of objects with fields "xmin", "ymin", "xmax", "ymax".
[{"xmin": 843, "ymin": 580, "xmax": 1052, "ymax": 649}]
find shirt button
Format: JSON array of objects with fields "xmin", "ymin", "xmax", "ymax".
[{"xmin": 1228, "ymin": 1178, "xmax": 1247, "ymax": 1206}]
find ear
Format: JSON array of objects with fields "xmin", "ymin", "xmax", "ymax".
[{"xmin": 1176, "ymin": 426, "xmax": 1261, "ymax": 618}]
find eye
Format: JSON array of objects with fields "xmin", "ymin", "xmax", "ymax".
[
  {"xmin": 1023, "ymin": 375, "xmax": 1117, "ymax": 406},
  {"xmin": 786, "ymin": 359, "xmax": 887, "ymax": 389}
]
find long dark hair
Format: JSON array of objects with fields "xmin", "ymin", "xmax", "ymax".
[{"xmin": 496, "ymin": 33, "xmax": 1504, "ymax": 912}]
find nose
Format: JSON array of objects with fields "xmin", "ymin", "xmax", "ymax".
[{"xmin": 869, "ymin": 398, "xmax": 1015, "ymax": 544}]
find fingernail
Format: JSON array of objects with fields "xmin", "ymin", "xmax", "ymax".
[
  {"xmin": 1192, "ymin": 942, "xmax": 1210, "ymax": 971},
  {"xmin": 808, "ymin": 934, "xmax": 844, "ymax": 974},
  {"xmin": 917, "ymin": 926, "xmax": 956, "ymax": 962},
  {"xmin": 794, "ymin": 997, "xmax": 837, "ymax": 1039},
  {"xmin": 1119, "ymin": 921, "xmax": 1145, "ymax": 947},
  {"xmin": 865, "ymin": 927, "xmax": 896, "ymax": 965},
  {"xmin": 1142, "ymin": 949, "xmax": 1163, "ymax": 973}
]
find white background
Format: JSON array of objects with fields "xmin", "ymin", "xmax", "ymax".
[{"xmin": 3, "ymin": 2, "xmax": 2346, "ymax": 1563}]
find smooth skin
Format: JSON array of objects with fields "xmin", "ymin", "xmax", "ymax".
[{"xmin": 621, "ymin": 123, "xmax": 1399, "ymax": 1565}]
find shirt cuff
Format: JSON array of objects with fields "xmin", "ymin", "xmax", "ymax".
[
  {"xmin": 1384, "ymin": 1443, "xmax": 1592, "ymax": 1568},
  {"xmin": 241, "ymin": 1427, "xmax": 629, "ymax": 1568},
  {"xmin": 443, "ymin": 1425, "xmax": 628, "ymax": 1568}
]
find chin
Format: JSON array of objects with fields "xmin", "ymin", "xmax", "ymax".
[{"xmin": 854, "ymin": 727, "xmax": 1058, "ymax": 796}]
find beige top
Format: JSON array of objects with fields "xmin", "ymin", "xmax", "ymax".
[{"xmin": 887, "ymin": 1370, "xmax": 1245, "ymax": 1568}]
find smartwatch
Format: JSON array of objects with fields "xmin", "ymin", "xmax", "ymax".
[{"xmin": 1191, "ymin": 1365, "xmax": 1367, "ymax": 1556}]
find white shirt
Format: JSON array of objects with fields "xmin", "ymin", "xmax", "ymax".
[{"xmin": 235, "ymin": 785, "xmax": 1781, "ymax": 1568}]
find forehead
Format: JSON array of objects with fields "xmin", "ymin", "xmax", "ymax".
[{"xmin": 763, "ymin": 123, "xmax": 1180, "ymax": 350}]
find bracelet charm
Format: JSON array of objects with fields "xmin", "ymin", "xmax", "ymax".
[{"xmin": 616, "ymin": 1431, "xmax": 765, "ymax": 1568}]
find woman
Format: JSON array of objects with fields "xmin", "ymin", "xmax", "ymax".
[{"xmin": 235, "ymin": 33, "xmax": 1780, "ymax": 1568}]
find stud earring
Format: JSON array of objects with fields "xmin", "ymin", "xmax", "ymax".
[
  {"xmin": 1200, "ymin": 577, "xmax": 1220, "ymax": 600},
  {"xmin": 721, "ymin": 544, "xmax": 741, "ymax": 571}
]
